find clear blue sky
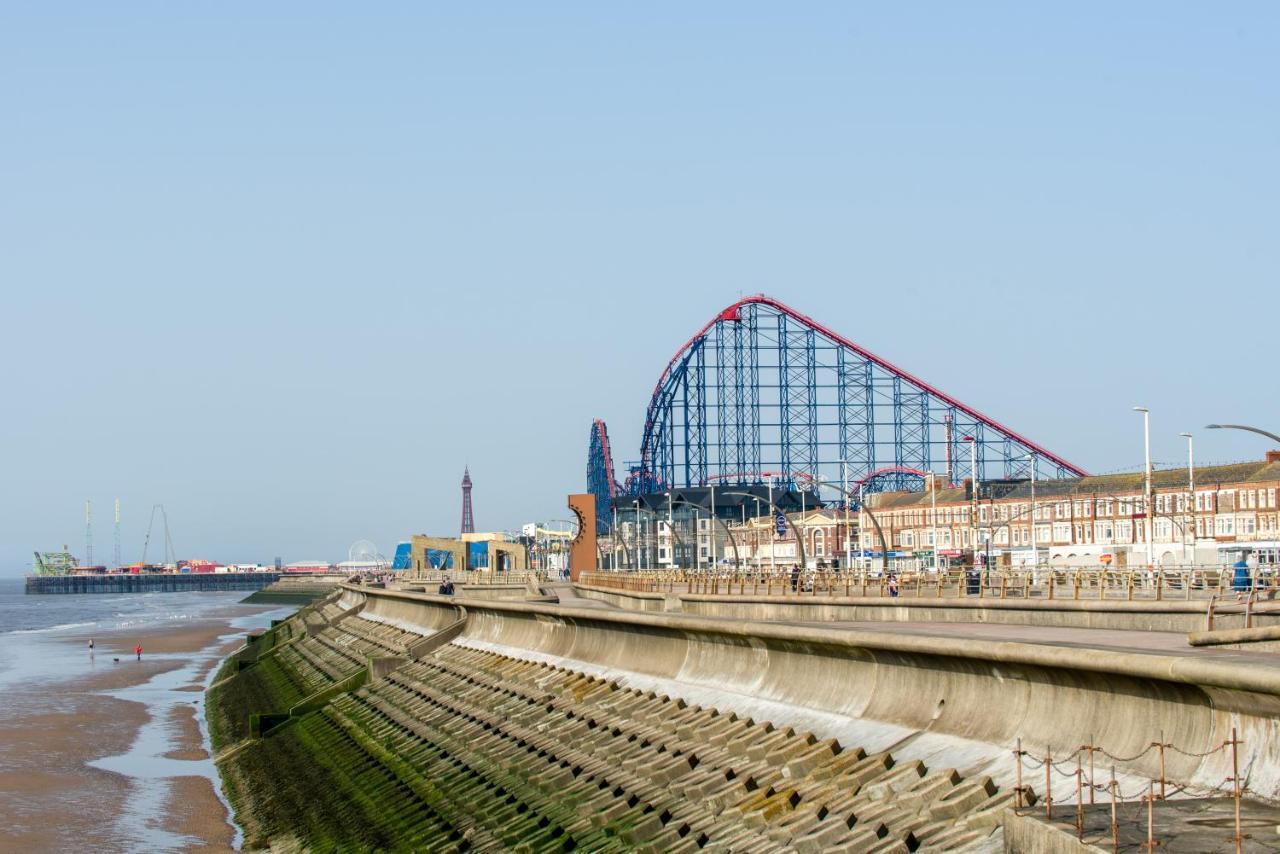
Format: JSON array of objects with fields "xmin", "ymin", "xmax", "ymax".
[{"xmin": 3, "ymin": 4, "xmax": 1276, "ymax": 574}]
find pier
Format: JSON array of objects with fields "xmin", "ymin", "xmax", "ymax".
[{"xmin": 25, "ymin": 572, "xmax": 281, "ymax": 595}]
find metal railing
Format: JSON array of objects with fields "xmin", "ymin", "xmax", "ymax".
[
  {"xmin": 1012, "ymin": 730, "xmax": 1249, "ymax": 853},
  {"xmin": 578, "ymin": 566, "xmax": 1280, "ymax": 606},
  {"xmin": 409, "ymin": 569, "xmax": 545, "ymax": 586}
]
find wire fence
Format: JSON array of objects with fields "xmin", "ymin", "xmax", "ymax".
[{"xmin": 1012, "ymin": 729, "xmax": 1249, "ymax": 853}]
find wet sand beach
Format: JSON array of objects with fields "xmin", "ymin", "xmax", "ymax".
[{"xmin": 0, "ymin": 594, "xmax": 291, "ymax": 852}]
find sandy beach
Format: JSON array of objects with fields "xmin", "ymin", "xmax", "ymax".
[{"xmin": 0, "ymin": 599, "xmax": 291, "ymax": 852}]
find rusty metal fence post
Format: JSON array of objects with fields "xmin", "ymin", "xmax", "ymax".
[
  {"xmin": 1014, "ymin": 738, "xmax": 1024, "ymax": 809},
  {"xmin": 1110, "ymin": 768, "xmax": 1119, "ymax": 853},
  {"xmin": 1075, "ymin": 757, "xmax": 1084, "ymax": 839},
  {"xmin": 1232, "ymin": 727, "xmax": 1242, "ymax": 854},
  {"xmin": 1045, "ymin": 750, "xmax": 1053, "ymax": 820}
]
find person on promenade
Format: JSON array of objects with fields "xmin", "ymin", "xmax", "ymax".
[
  {"xmin": 135, "ymin": 643, "xmax": 142, "ymax": 661},
  {"xmin": 888, "ymin": 571, "xmax": 899, "ymax": 598},
  {"xmin": 1233, "ymin": 553, "xmax": 1252, "ymax": 599},
  {"xmin": 789, "ymin": 565, "xmax": 800, "ymax": 592}
]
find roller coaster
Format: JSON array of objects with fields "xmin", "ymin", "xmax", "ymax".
[{"xmin": 588, "ymin": 295, "xmax": 1086, "ymax": 532}]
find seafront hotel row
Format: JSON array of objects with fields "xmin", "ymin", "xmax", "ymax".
[
  {"xmin": 860, "ymin": 453, "xmax": 1280, "ymax": 569},
  {"xmin": 631, "ymin": 454, "xmax": 1280, "ymax": 571}
]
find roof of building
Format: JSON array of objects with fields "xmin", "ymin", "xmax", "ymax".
[{"xmin": 867, "ymin": 459, "xmax": 1280, "ymax": 508}]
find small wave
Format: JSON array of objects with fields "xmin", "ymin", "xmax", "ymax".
[{"xmin": 7, "ymin": 620, "xmax": 98, "ymax": 635}]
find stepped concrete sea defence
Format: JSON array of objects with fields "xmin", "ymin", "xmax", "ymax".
[{"xmin": 206, "ymin": 584, "xmax": 1280, "ymax": 851}]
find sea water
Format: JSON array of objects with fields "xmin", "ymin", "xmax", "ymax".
[{"xmin": 0, "ymin": 575, "xmax": 293, "ymax": 851}]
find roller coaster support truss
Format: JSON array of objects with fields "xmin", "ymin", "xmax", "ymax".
[{"xmin": 635, "ymin": 295, "xmax": 1085, "ymax": 496}]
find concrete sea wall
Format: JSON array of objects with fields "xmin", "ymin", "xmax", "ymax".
[{"xmin": 354, "ymin": 586, "xmax": 1280, "ymax": 801}]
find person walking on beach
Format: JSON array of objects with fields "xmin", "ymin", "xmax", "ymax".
[
  {"xmin": 88, "ymin": 638, "xmax": 95, "ymax": 654},
  {"xmin": 135, "ymin": 643, "xmax": 142, "ymax": 661}
]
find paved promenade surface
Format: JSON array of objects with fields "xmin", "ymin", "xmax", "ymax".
[
  {"xmin": 795, "ymin": 619, "xmax": 1280, "ymax": 666},
  {"xmin": 551, "ymin": 582, "xmax": 1280, "ymax": 669}
]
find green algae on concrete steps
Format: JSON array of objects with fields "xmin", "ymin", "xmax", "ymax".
[{"xmin": 211, "ymin": 631, "xmax": 1006, "ymax": 849}]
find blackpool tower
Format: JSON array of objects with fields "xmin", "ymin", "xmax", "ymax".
[{"xmin": 460, "ymin": 467, "xmax": 475, "ymax": 535}]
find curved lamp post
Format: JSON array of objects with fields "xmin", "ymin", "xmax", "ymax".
[
  {"xmin": 721, "ymin": 491, "xmax": 808, "ymax": 570},
  {"xmin": 1205, "ymin": 423, "xmax": 1280, "ymax": 445},
  {"xmin": 662, "ymin": 496, "xmax": 742, "ymax": 569},
  {"xmin": 799, "ymin": 475, "xmax": 892, "ymax": 577}
]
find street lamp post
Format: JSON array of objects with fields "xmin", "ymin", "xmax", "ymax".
[
  {"xmin": 753, "ymin": 498, "xmax": 762, "ymax": 568},
  {"xmin": 708, "ymin": 483, "xmax": 716, "ymax": 569},
  {"xmin": 1135, "ymin": 407, "xmax": 1154, "ymax": 567},
  {"xmin": 929, "ymin": 473, "xmax": 939, "ymax": 573},
  {"xmin": 1026, "ymin": 454, "xmax": 1038, "ymax": 574},
  {"xmin": 1180, "ymin": 432, "xmax": 1194, "ymax": 565},
  {"xmin": 965, "ymin": 437, "xmax": 978, "ymax": 562},
  {"xmin": 665, "ymin": 491, "xmax": 674, "ymax": 569},
  {"xmin": 767, "ymin": 476, "xmax": 776, "ymax": 572},
  {"xmin": 842, "ymin": 460, "xmax": 852, "ymax": 571},
  {"xmin": 1205, "ymin": 423, "xmax": 1280, "ymax": 445},
  {"xmin": 632, "ymin": 500, "xmax": 641, "ymax": 571}
]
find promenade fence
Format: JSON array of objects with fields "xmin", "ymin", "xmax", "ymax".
[
  {"xmin": 409, "ymin": 569, "xmax": 545, "ymax": 586},
  {"xmin": 580, "ymin": 567, "xmax": 1278, "ymax": 608}
]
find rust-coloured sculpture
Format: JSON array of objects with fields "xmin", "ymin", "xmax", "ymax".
[{"xmin": 567, "ymin": 494, "xmax": 597, "ymax": 581}]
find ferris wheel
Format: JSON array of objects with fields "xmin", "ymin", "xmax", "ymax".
[{"xmin": 348, "ymin": 539, "xmax": 388, "ymax": 568}]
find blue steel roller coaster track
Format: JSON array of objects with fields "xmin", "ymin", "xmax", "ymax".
[{"xmin": 588, "ymin": 295, "xmax": 1086, "ymax": 533}]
